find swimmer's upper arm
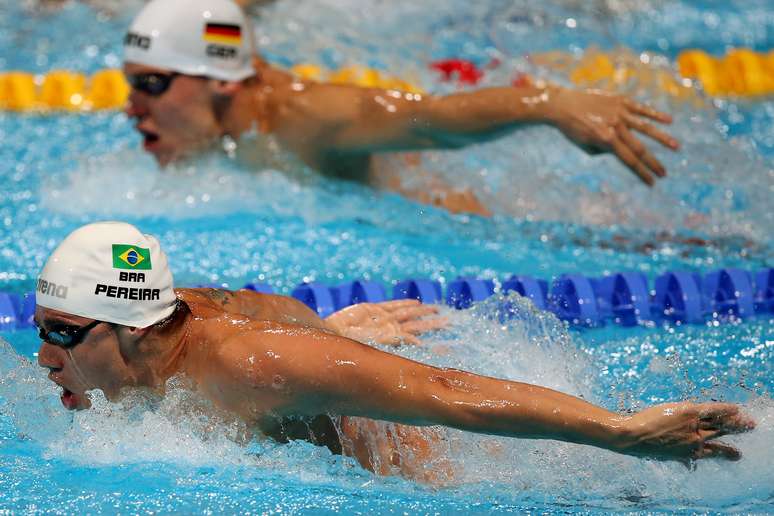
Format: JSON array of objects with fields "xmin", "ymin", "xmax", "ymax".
[
  {"xmin": 225, "ymin": 321, "xmax": 451, "ymax": 423},
  {"xmin": 276, "ymin": 82, "xmax": 443, "ymax": 154}
]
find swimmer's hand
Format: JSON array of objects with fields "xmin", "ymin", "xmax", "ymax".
[
  {"xmin": 325, "ymin": 299, "xmax": 447, "ymax": 346},
  {"xmin": 547, "ymin": 87, "xmax": 680, "ymax": 186},
  {"xmin": 617, "ymin": 402, "xmax": 755, "ymax": 462}
]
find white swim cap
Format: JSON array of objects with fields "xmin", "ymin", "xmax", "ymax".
[
  {"xmin": 36, "ymin": 222, "xmax": 177, "ymax": 328},
  {"xmin": 124, "ymin": 0, "xmax": 256, "ymax": 82}
]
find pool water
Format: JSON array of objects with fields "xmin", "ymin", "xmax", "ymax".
[{"xmin": 1, "ymin": 0, "xmax": 773, "ymax": 512}]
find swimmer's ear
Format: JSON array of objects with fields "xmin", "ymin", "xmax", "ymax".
[
  {"xmin": 126, "ymin": 326, "xmax": 151, "ymax": 336},
  {"xmin": 116, "ymin": 324, "xmax": 152, "ymax": 341},
  {"xmin": 209, "ymin": 79, "xmax": 242, "ymax": 97},
  {"xmin": 115, "ymin": 324, "xmax": 152, "ymax": 359}
]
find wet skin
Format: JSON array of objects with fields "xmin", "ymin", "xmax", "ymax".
[
  {"xmin": 36, "ymin": 290, "xmax": 448, "ymax": 477},
  {"xmin": 123, "ymin": 59, "xmax": 679, "ymax": 216},
  {"xmin": 37, "ymin": 288, "xmax": 755, "ymax": 479}
]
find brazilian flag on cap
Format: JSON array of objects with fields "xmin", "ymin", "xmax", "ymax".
[{"xmin": 112, "ymin": 244, "xmax": 152, "ymax": 270}]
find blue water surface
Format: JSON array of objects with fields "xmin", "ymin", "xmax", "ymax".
[{"xmin": 1, "ymin": 0, "xmax": 773, "ymax": 513}]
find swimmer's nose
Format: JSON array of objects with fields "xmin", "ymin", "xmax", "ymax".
[
  {"xmin": 125, "ymin": 90, "xmax": 148, "ymax": 118},
  {"xmin": 37, "ymin": 342, "xmax": 65, "ymax": 371}
]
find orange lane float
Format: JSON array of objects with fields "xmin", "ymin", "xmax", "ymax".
[
  {"xmin": 0, "ymin": 68, "xmax": 129, "ymax": 112},
  {"xmin": 291, "ymin": 63, "xmax": 424, "ymax": 93},
  {"xmin": 530, "ymin": 47, "xmax": 701, "ymax": 104},
  {"xmin": 677, "ymin": 48, "xmax": 774, "ymax": 96},
  {"xmin": 534, "ymin": 47, "xmax": 774, "ymax": 99}
]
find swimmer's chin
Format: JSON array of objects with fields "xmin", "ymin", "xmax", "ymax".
[
  {"xmin": 147, "ymin": 146, "xmax": 175, "ymax": 168},
  {"xmin": 61, "ymin": 388, "xmax": 91, "ymax": 411},
  {"xmin": 144, "ymin": 135, "xmax": 233, "ymax": 169},
  {"xmin": 147, "ymin": 145, "xmax": 208, "ymax": 169},
  {"xmin": 60, "ymin": 386, "xmax": 128, "ymax": 411}
]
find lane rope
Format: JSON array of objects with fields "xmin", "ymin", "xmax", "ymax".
[{"xmin": 3, "ymin": 267, "xmax": 771, "ymax": 331}]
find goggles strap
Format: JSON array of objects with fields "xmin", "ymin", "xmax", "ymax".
[{"xmin": 66, "ymin": 348, "xmax": 95, "ymax": 392}]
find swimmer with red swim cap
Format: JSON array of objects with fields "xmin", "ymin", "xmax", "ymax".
[
  {"xmin": 36, "ymin": 222, "xmax": 754, "ymax": 480},
  {"xmin": 122, "ymin": 0, "xmax": 680, "ymax": 216}
]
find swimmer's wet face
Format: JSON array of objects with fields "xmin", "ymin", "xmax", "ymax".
[
  {"xmin": 122, "ymin": 0, "xmax": 257, "ymax": 166},
  {"xmin": 124, "ymin": 63, "xmax": 227, "ymax": 166},
  {"xmin": 36, "ymin": 307, "xmax": 130, "ymax": 411}
]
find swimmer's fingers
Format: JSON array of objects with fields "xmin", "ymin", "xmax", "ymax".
[
  {"xmin": 618, "ymin": 126, "xmax": 666, "ymax": 178},
  {"xmin": 401, "ymin": 316, "xmax": 449, "ymax": 335},
  {"xmin": 693, "ymin": 441, "xmax": 742, "ymax": 461},
  {"xmin": 393, "ymin": 305, "xmax": 440, "ymax": 322},
  {"xmin": 624, "ymin": 98, "xmax": 672, "ymax": 124},
  {"xmin": 697, "ymin": 403, "xmax": 756, "ymax": 434},
  {"xmin": 394, "ymin": 333, "xmax": 421, "ymax": 346},
  {"xmin": 624, "ymin": 114, "xmax": 680, "ymax": 150},
  {"xmin": 376, "ymin": 299, "xmax": 421, "ymax": 311},
  {"xmin": 611, "ymin": 136, "xmax": 656, "ymax": 186}
]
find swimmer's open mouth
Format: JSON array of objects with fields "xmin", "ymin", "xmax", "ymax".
[
  {"xmin": 60, "ymin": 387, "xmax": 77, "ymax": 410},
  {"xmin": 59, "ymin": 386, "xmax": 88, "ymax": 410},
  {"xmin": 139, "ymin": 128, "xmax": 160, "ymax": 148}
]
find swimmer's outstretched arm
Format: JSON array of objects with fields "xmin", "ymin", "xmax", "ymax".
[
  {"xmin": 282, "ymin": 81, "xmax": 679, "ymax": 186},
  {"xmin": 220, "ymin": 322, "xmax": 754, "ymax": 462}
]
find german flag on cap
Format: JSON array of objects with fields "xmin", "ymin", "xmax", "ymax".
[{"xmin": 203, "ymin": 22, "xmax": 242, "ymax": 46}]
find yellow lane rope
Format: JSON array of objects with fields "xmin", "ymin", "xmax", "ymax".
[{"xmin": 2, "ymin": 49, "xmax": 771, "ymax": 112}]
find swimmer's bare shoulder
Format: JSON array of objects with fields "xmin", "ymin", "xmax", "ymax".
[
  {"xmin": 178, "ymin": 287, "xmax": 326, "ymax": 328},
  {"xmin": 191, "ymin": 319, "xmax": 342, "ymax": 421}
]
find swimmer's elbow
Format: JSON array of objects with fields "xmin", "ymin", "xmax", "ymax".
[
  {"xmin": 409, "ymin": 124, "xmax": 473, "ymax": 150},
  {"xmin": 421, "ymin": 369, "xmax": 494, "ymax": 430}
]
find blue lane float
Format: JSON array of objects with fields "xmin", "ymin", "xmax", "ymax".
[
  {"xmin": 0, "ymin": 293, "xmax": 19, "ymax": 331},
  {"xmin": 610, "ymin": 272, "xmax": 651, "ymax": 326},
  {"xmin": 702, "ymin": 268, "xmax": 755, "ymax": 318},
  {"xmin": 17, "ymin": 293, "xmax": 36, "ymax": 329},
  {"xmin": 755, "ymin": 269, "xmax": 774, "ymax": 312},
  {"xmin": 549, "ymin": 274, "xmax": 602, "ymax": 327},
  {"xmin": 334, "ymin": 280, "xmax": 386, "ymax": 310},
  {"xmin": 654, "ymin": 271, "xmax": 705, "ymax": 324},
  {"xmin": 393, "ymin": 279, "xmax": 442, "ymax": 304},
  {"xmin": 291, "ymin": 282, "xmax": 337, "ymax": 318},
  {"xmin": 502, "ymin": 275, "xmax": 548, "ymax": 310},
  {"xmin": 1, "ymin": 267, "xmax": 771, "ymax": 332},
  {"xmin": 590, "ymin": 275, "xmax": 617, "ymax": 320},
  {"xmin": 445, "ymin": 277, "xmax": 495, "ymax": 310}
]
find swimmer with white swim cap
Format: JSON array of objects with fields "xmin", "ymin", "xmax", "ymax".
[
  {"xmin": 36, "ymin": 222, "xmax": 755, "ymax": 479},
  {"xmin": 122, "ymin": 0, "xmax": 680, "ymax": 216}
]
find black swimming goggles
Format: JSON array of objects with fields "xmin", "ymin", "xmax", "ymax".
[
  {"xmin": 125, "ymin": 72, "xmax": 182, "ymax": 97},
  {"xmin": 37, "ymin": 319, "xmax": 104, "ymax": 349}
]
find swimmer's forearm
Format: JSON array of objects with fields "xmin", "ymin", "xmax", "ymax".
[
  {"xmin": 415, "ymin": 369, "xmax": 630, "ymax": 451},
  {"xmin": 311, "ymin": 83, "xmax": 565, "ymax": 153},
  {"xmin": 414, "ymin": 85, "xmax": 564, "ymax": 144}
]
